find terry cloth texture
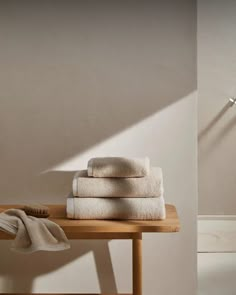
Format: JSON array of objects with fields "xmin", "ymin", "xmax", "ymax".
[
  {"xmin": 0, "ymin": 209, "xmax": 70, "ymax": 253},
  {"xmin": 73, "ymin": 167, "xmax": 164, "ymax": 198},
  {"xmin": 67, "ymin": 195, "xmax": 166, "ymax": 220},
  {"xmin": 88, "ymin": 157, "xmax": 150, "ymax": 178}
]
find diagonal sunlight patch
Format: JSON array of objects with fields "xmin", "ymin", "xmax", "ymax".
[{"xmin": 43, "ymin": 92, "xmax": 196, "ymax": 173}]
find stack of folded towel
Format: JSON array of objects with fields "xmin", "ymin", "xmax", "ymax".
[{"xmin": 67, "ymin": 157, "xmax": 166, "ymax": 220}]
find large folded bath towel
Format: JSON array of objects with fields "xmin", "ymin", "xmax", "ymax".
[
  {"xmin": 88, "ymin": 157, "xmax": 150, "ymax": 178},
  {"xmin": 73, "ymin": 167, "xmax": 164, "ymax": 198},
  {"xmin": 67, "ymin": 196, "xmax": 166, "ymax": 220},
  {"xmin": 0, "ymin": 209, "xmax": 70, "ymax": 253}
]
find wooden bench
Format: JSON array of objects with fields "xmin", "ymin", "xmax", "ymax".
[{"xmin": 0, "ymin": 204, "xmax": 180, "ymax": 295}]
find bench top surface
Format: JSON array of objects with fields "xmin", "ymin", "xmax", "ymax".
[{"xmin": 0, "ymin": 204, "xmax": 180, "ymax": 239}]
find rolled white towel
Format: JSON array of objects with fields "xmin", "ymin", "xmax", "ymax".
[
  {"xmin": 73, "ymin": 167, "xmax": 164, "ymax": 198},
  {"xmin": 88, "ymin": 157, "xmax": 150, "ymax": 178},
  {"xmin": 67, "ymin": 196, "xmax": 166, "ymax": 220}
]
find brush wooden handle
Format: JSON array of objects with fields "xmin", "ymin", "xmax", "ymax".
[{"xmin": 24, "ymin": 204, "xmax": 50, "ymax": 218}]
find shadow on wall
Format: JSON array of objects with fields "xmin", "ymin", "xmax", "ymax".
[
  {"xmin": 0, "ymin": 0, "xmax": 196, "ymax": 293},
  {"xmin": 198, "ymin": 101, "xmax": 232, "ymax": 142},
  {"xmin": 0, "ymin": 240, "xmax": 118, "ymax": 293},
  {"xmin": 199, "ymin": 100, "xmax": 236, "ymax": 157},
  {"xmin": 0, "ymin": 0, "xmax": 196, "ymax": 203}
]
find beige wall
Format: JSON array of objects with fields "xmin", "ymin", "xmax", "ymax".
[
  {"xmin": 0, "ymin": 1, "xmax": 197, "ymax": 294},
  {"xmin": 198, "ymin": 0, "xmax": 236, "ymax": 214}
]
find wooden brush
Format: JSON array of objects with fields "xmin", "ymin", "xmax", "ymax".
[{"xmin": 24, "ymin": 204, "xmax": 50, "ymax": 218}]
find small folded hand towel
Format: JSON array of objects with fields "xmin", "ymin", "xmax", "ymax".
[
  {"xmin": 67, "ymin": 195, "xmax": 166, "ymax": 220},
  {"xmin": 88, "ymin": 157, "xmax": 150, "ymax": 178},
  {"xmin": 73, "ymin": 167, "xmax": 164, "ymax": 198},
  {"xmin": 0, "ymin": 209, "xmax": 70, "ymax": 253}
]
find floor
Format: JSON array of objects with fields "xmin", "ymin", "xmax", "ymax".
[
  {"xmin": 198, "ymin": 253, "xmax": 236, "ymax": 295},
  {"xmin": 198, "ymin": 217, "xmax": 236, "ymax": 295}
]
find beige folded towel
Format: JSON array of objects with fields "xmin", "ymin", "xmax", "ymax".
[
  {"xmin": 73, "ymin": 167, "xmax": 164, "ymax": 198},
  {"xmin": 88, "ymin": 157, "xmax": 150, "ymax": 178},
  {"xmin": 0, "ymin": 209, "xmax": 70, "ymax": 253},
  {"xmin": 67, "ymin": 196, "xmax": 166, "ymax": 220}
]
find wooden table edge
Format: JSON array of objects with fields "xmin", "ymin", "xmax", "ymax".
[{"xmin": 0, "ymin": 203, "xmax": 180, "ymax": 239}]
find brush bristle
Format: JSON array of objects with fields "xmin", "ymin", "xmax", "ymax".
[{"xmin": 24, "ymin": 204, "xmax": 50, "ymax": 218}]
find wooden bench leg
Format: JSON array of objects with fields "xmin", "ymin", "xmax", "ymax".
[{"xmin": 132, "ymin": 233, "xmax": 142, "ymax": 295}]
